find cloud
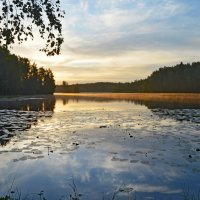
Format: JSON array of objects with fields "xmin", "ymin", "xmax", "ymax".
[
  {"xmin": 11, "ymin": 0, "xmax": 200, "ymax": 83},
  {"xmin": 62, "ymin": 0, "xmax": 195, "ymax": 56},
  {"xmin": 80, "ymin": 0, "xmax": 89, "ymax": 11}
]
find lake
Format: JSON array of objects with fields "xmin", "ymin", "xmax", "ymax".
[{"xmin": 0, "ymin": 93, "xmax": 200, "ymax": 200}]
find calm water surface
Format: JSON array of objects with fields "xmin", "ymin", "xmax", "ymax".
[{"xmin": 0, "ymin": 93, "xmax": 200, "ymax": 200}]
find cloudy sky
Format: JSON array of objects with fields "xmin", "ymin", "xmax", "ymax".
[{"xmin": 12, "ymin": 0, "xmax": 200, "ymax": 84}]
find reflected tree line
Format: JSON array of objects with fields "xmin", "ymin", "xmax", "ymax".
[
  {"xmin": 0, "ymin": 47, "xmax": 55, "ymax": 95},
  {"xmin": 56, "ymin": 62, "xmax": 200, "ymax": 93},
  {"xmin": 56, "ymin": 95, "xmax": 200, "ymax": 109},
  {"xmin": 0, "ymin": 96, "xmax": 56, "ymax": 111},
  {"xmin": 56, "ymin": 95, "xmax": 200, "ymax": 125},
  {"xmin": 0, "ymin": 96, "xmax": 55, "ymax": 146}
]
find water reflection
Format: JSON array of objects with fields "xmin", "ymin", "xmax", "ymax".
[
  {"xmin": 0, "ymin": 93, "xmax": 200, "ymax": 200},
  {"xmin": 134, "ymin": 99, "xmax": 200, "ymax": 109},
  {"xmin": 0, "ymin": 95, "xmax": 55, "ymax": 146},
  {"xmin": 55, "ymin": 93, "xmax": 200, "ymax": 109},
  {"xmin": 0, "ymin": 95, "xmax": 55, "ymax": 111},
  {"xmin": 55, "ymin": 93, "xmax": 200, "ymax": 124}
]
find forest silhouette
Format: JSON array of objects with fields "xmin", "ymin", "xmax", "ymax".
[
  {"xmin": 1, "ymin": 45, "xmax": 200, "ymax": 95},
  {"xmin": 0, "ymin": 47, "xmax": 55, "ymax": 95},
  {"xmin": 56, "ymin": 62, "xmax": 200, "ymax": 93}
]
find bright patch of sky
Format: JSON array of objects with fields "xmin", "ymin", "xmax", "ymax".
[{"xmin": 12, "ymin": 0, "xmax": 200, "ymax": 84}]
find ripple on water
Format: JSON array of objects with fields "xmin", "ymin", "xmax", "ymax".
[{"xmin": 1, "ymin": 97, "xmax": 200, "ymax": 200}]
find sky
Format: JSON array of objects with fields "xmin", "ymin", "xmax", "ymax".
[{"xmin": 12, "ymin": 0, "xmax": 200, "ymax": 84}]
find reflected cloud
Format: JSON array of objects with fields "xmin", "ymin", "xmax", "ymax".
[
  {"xmin": 1, "ymin": 93, "xmax": 200, "ymax": 199},
  {"xmin": 134, "ymin": 184, "xmax": 182, "ymax": 194}
]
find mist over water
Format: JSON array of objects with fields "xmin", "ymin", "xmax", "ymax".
[{"xmin": 0, "ymin": 93, "xmax": 200, "ymax": 200}]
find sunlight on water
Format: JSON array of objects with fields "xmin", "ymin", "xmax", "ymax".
[{"xmin": 0, "ymin": 93, "xmax": 200, "ymax": 200}]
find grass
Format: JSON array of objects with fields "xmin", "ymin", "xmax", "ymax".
[
  {"xmin": 0, "ymin": 182, "xmax": 199, "ymax": 200},
  {"xmin": 182, "ymin": 187, "xmax": 200, "ymax": 200},
  {"xmin": 0, "ymin": 184, "xmax": 135, "ymax": 200}
]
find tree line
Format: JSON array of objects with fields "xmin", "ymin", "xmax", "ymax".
[
  {"xmin": 56, "ymin": 62, "xmax": 200, "ymax": 93},
  {"xmin": 114, "ymin": 62, "xmax": 200, "ymax": 93},
  {"xmin": 0, "ymin": 47, "xmax": 55, "ymax": 95}
]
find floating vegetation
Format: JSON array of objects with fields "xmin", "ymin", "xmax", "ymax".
[{"xmin": 1, "ymin": 94, "xmax": 200, "ymax": 200}]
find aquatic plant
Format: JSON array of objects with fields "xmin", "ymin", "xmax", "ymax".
[
  {"xmin": 182, "ymin": 187, "xmax": 200, "ymax": 200},
  {"xmin": 0, "ymin": 183, "xmax": 199, "ymax": 200},
  {"xmin": 67, "ymin": 179, "xmax": 82, "ymax": 200}
]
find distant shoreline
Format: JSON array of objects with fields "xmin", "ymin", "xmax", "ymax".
[{"xmin": 56, "ymin": 62, "xmax": 200, "ymax": 93}]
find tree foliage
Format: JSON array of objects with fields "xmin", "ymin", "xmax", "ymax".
[
  {"xmin": 0, "ymin": 46, "xmax": 55, "ymax": 95},
  {"xmin": 0, "ymin": 0, "xmax": 65, "ymax": 56}
]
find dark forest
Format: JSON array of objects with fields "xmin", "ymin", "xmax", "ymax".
[
  {"xmin": 56, "ymin": 62, "xmax": 200, "ymax": 93},
  {"xmin": 0, "ymin": 47, "xmax": 55, "ymax": 95}
]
